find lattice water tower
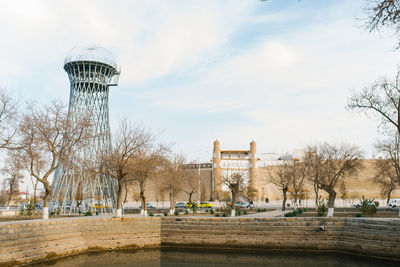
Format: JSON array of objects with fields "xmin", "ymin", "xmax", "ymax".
[{"xmin": 50, "ymin": 46, "xmax": 120, "ymax": 214}]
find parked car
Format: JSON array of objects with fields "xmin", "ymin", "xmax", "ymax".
[
  {"xmin": 198, "ymin": 202, "xmax": 213, "ymax": 208},
  {"xmin": 185, "ymin": 202, "xmax": 197, "ymax": 208},
  {"xmin": 140, "ymin": 202, "xmax": 156, "ymax": 209},
  {"xmin": 92, "ymin": 204, "xmax": 110, "ymax": 209},
  {"xmin": 235, "ymin": 201, "xmax": 254, "ymax": 208},
  {"xmin": 388, "ymin": 199, "xmax": 400, "ymax": 208},
  {"xmin": 175, "ymin": 202, "xmax": 187, "ymax": 209}
]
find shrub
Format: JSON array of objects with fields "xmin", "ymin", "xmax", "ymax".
[
  {"xmin": 304, "ymin": 208, "xmax": 309, "ymax": 212},
  {"xmin": 297, "ymin": 208, "xmax": 303, "ymax": 214},
  {"xmin": 185, "ymin": 209, "xmax": 189, "ymax": 215},
  {"xmin": 222, "ymin": 213, "xmax": 227, "ymax": 217},
  {"xmin": 355, "ymin": 213, "xmax": 362, "ymax": 217},
  {"xmin": 257, "ymin": 208, "xmax": 261, "ymax": 213},
  {"xmin": 149, "ymin": 212, "xmax": 154, "ymax": 217},
  {"xmin": 292, "ymin": 210, "xmax": 299, "ymax": 216},
  {"xmin": 174, "ymin": 210, "xmax": 179, "ymax": 216},
  {"xmin": 84, "ymin": 211, "xmax": 92, "ymax": 216},
  {"xmin": 361, "ymin": 199, "xmax": 377, "ymax": 215},
  {"xmin": 243, "ymin": 210, "xmax": 248, "ymax": 215},
  {"xmin": 284, "ymin": 212, "xmax": 293, "ymax": 217},
  {"xmin": 215, "ymin": 213, "xmax": 220, "ymax": 217},
  {"xmin": 19, "ymin": 208, "xmax": 25, "ymax": 216},
  {"xmin": 216, "ymin": 208, "xmax": 220, "ymax": 212},
  {"xmin": 236, "ymin": 210, "xmax": 241, "ymax": 216},
  {"xmin": 263, "ymin": 208, "xmax": 267, "ymax": 212},
  {"xmin": 163, "ymin": 211, "xmax": 168, "ymax": 216},
  {"xmin": 210, "ymin": 209, "xmax": 214, "ymax": 214},
  {"xmin": 49, "ymin": 211, "xmax": 56, "ymax": 216},
  {"xmin": 205, "ymin": 209, "xmax": 209, "ymax": 213},
  {"xmin": 318, "ymin": 203, "xmax": 327, "ymax": 216}
]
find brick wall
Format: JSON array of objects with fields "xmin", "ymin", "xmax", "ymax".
[
  {"xmin": 0, "ymin": 216, "xmax": 399, "ymax": 266},
  {"xmin": 0, "ymin": 217, "xmax": 161, "ymax": 266},
  {"xmin": 161, "ymin": 217, "xmax": 400, "ymax": 259}
]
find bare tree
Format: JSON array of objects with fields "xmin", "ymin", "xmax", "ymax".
[
  {"xmin": 347, "ymin": 67, "xmax": 400, "ymax": 136},
  {"xmin": 315, "ymin": 142, "xmax": 362, "ymax": 217},
  {"xmin": 364, "ymin": 0, "xmax": 400, "ymax": 48},
  {"xmin": 374, "ymin": 136, "xmax": 400, "ymax": 207},
  {"xmin": 160, "ymin": 154, "xmax": 185, "ymax": 215},
  {"xmin": 304, "ymin": 146, "xmax": 324, "ymax": 210},
  {"xmin": 0, "ymin": 89, "xmax": 18, "ymax": 149},
  {"xmin": 18, "ymin": 101, "xmax": 91, "ymax": 219},
  {"xmin": 128, "ymin": 145, "xmax": 166, "ymax": 216},
  {"xmin": 263, "ymin": 160, "xmax": 292, "ymax": 214},
  {"xmin": 290, "ymin": 159, "xmax": 308, "ymax": 209},
  {"xmin": 106, "ymin": 119, "xmax": 153, "ymax": 218},
  {"xmin": 182, "ymin": 169, "xmax": 198, "ymax": 204},
  {"xmin": 373, "ymin": 158, "xmax": 398, "ymax": 204},
  {"xmin": 221, "ymin": 171, "xmax": 246, "ymax": 217},
  {"xmin": 1, "ymin": 152, "xmax": 24, "ymax": 207}
]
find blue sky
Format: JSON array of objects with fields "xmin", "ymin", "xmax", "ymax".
[{"xmin": 0, "ymin": 0, "xmax": 398, "ymax": 166}]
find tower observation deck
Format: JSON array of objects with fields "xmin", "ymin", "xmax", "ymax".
[{"xmin": 50, "ymin": 46, "xmax": 120, "ymax": 215}]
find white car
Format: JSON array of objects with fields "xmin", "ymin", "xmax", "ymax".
[{"xmin": 388, "ymin": 199, "xmax": 400, "ymax": 208}]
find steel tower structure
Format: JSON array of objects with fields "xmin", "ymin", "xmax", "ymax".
[{"xmin": 50, "ymin": 46, "xmax": 120, "ymax": 215}]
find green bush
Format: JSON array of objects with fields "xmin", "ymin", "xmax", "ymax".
[
  {"xmin": 19, "ymin": 208, "xmax": 25, "ymax": 216},
  {"xmin": 355, "ymin": 213, "xmax": 362, "ymax": 217},
  {"xmin": 243, "ymin": 210, "xmax": 248, "ymax": 215},
  {"xmin": 284, "ymin": 212, "xmax": 293, "ymax": 217},
  {"xmin": 257, "ymin": 208, "xmax": 261, "ymax": 213},
  {"xmin": 304, "ymin": 208, "xmax": 309, "ymax": 212},
  {"xmin": 215, "ymin": 213, "xmax": 220, "ymax": 217},
  {"xmin": 149, "ymin": 212, "xmax": 154, "ymax": 217},
  {"xmin": 236, "ymin": 210, "xmax": 241, "ymax": 216},
  {"xmin": 185, "ymin": 209, "xmax": 189, "ymax": 215},
  {"xmin": 292, "ymin": 210, "xmax": 298, "ymax": 216},
  {"xmin": 262, "ymin": 208, "xmax": 267, "ymax": 212},
  {"xmin": 297, "ymin": 208, "xmax": 303, "ymax": 214},
  {"xmin": 84, "ymin": 211, "xmax": 92, "ymax": 216},
  {"xmin": 174, "ymin": 210, "xmax": 179, "ymax": 216},
  {"xmin": 222, "ymin": 213, "xmax": 227, "ymax": 217},
  {"xmin": 210, "ymin": 209, "xmax": 214, "ymax": 214},
  {"xmin": 205, "ymin": 209, "xmax": 209, "ymax": 213},
  {"xmin": 318, "ymin": 203, "xmax": 327, "ymax": 216},
  {"xmin": 216, "ymin": 208, "xmax": 220, "ymax": 212},
  {"xmin": 361, "ymin": 199, "xmax": 377, "ymax": 215},
  {"xmin": 163, "ymin": 211, "xmax": 168, "ymax": 216},
  {"xmin": 49, "ymin": 211, "xmax": 56, "ymax": 216}
]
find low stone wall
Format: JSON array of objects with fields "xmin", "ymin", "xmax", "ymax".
[
  {"xmin": 161, "ymin": 217, "xmax": 400, "ymax": 259},
  {"xmin": 0, "ymin": 217, "xmax": 161, "ymax": 266},
  {"xmin": 0, "ymin": 216, "xmax": 399, "ymax": 266}
]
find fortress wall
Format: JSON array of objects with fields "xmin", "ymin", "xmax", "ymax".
[
  {"xmin": 0, "ymin": 216, "xmax": 399, "ymax": 265},
  {"xmin": 0, "ymin": 217, "xmax": 161, "ymax": 266}
]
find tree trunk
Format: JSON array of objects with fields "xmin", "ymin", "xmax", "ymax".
[
  {"xmin": 140, "ymin": 190, "xmax": 147, "ymax": 216},
  {"xmin": 231, "ymin": 189, "xmax": 236, "ymax": 217},
  {"xmin": 314, "ymin": 183, "xmax": 319, "ymax": 211},
  {"xmin": 282, "ymin": 188, "xmax": 288, "ymax": 212},
  {"xmin": 386, "ymin": 188, "xmax": 393, "ymax": 205},
  {"xmin": 33, "ymin": 181, "xmax": 38, "ymax": 206},
  {"xmin": 169, "ymin": 192, "xmax": 174, "ymax": 215},
  {"xmin": 115, "ymin": 181, "xmax": 123, "ymax": 218},
  {"xmin": 188, "ymin": 192, "xmax": 193, "ymax": 204},
  {"xmin": 327, "ymin": 190, "xmax": 337, "ymax": 217},
  {"xmin": 42, "ymin": 182, "xmax": 51, "ymax": 219}
]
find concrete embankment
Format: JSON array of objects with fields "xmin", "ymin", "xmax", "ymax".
[{"xmin": 0, "ymin": 216, "xmax": 399, "ymax": 265}]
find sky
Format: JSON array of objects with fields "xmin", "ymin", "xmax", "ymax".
[{"xmin": 0, "ymin": 0, "xmax": 399, "ymax": 177}]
